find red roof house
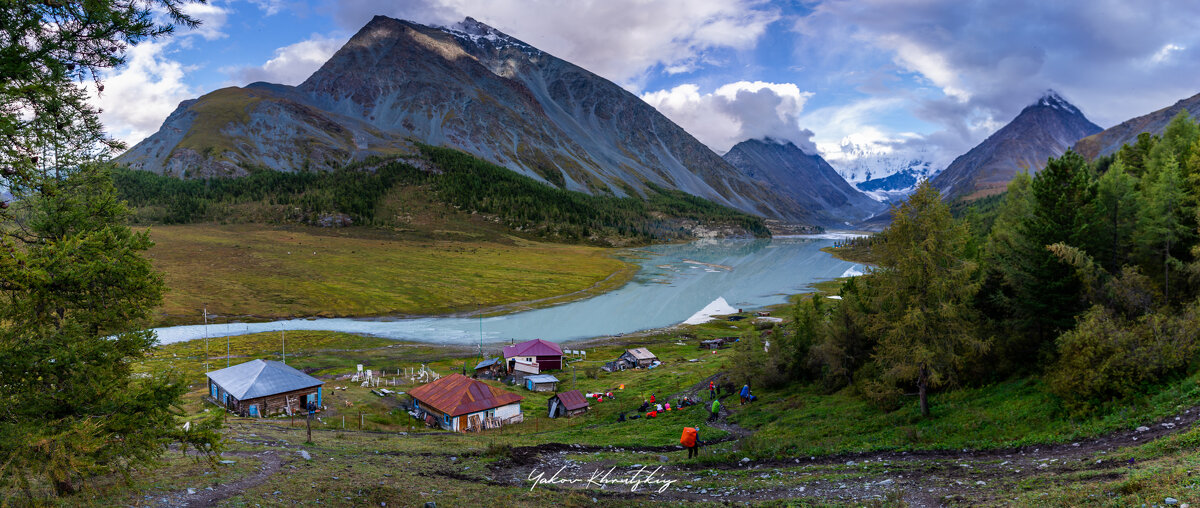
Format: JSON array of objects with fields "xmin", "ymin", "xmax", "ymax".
[
  {"xmin": 408, "ymin": 374, "xmax": 524, "ymax": 432},
  {"xmin": 503, "ymin": 339, "xmax": 564, "ymax": 371}
]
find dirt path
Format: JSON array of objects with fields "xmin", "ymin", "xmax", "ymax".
[
  {"xmin": 153, "ymin": 450, "xmax": 286, "ymax": 507},
  {"xmin": 478, "ymin": 406, "xmax": 1200, "ymax": 506}
]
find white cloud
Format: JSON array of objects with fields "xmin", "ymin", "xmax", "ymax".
[
  {"xmin": 1151, "ymin": 43, "xmax": 1184, "ymax": 64},
  {"xmin": 326, "ymin": 0, "xmax": 778, "ymax": 89},
  {"xmin": 88, "ymin": 42, "xmax": 196, "ymax": 146},
  {"xmin": 226, "ymin": 33, "xmax": 347, "ymax": 86},
  {"xmin": 249, "ymin": 0, "xmax": 287, "ymax": 16},
  {"xmin": 180, "ymin": 2, "xmax": 229, "ymax": 41},
  {"xmin": 641, "ymin": 81, "xmax": 815, "ymax": 154}
]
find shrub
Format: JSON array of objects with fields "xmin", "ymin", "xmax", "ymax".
[{"xmin": 1047, "ymin": 302, "xmax": 1200, "ymax": 412}]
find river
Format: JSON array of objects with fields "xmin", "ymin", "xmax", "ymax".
[{"xmin": 151, "ymin": 235, "xmax": 864, "ymax": 345}]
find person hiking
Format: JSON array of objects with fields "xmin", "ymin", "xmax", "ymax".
[
  {"xmin": 709, "ymin": 398, "xmax": 720, "ymax": 422},
  {"xmin": 681, "ymin": 426, "xmax": 699, "ymax": 459},
  {"xmin": 708, "ymin": 381, "xmax": 716, "ymax": 400},
  {"xmin": 740, "ymin": 384, "xmax": 751, "ymax": 405},
  {"xmin": 650, "ymin": 394, "xmax": 656, "ymax": 404}
]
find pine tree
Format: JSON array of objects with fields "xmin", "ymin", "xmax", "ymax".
[
  {"xmin": 1137, "ymin": 153, "xmax": 1192, "ymax": 302},
  {"xmin": 870, "ymin": 181, "xmax": 984, "ymax": 417},
  {"xmin": 0, "ymin": 0, "xmax": 221, "ymax": 498},
  {"xmin": 1088, "ymin": 161, "xmax": 1141, "ymax": 273}
]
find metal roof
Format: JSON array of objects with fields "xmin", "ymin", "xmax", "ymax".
[
  {"xmin": 512, "ymin": 362, "xmax": 540, "ymax": 374},
  {"xmin": 552, "ymin": 390, "xmax": 589, "ymax": 411},
  {"xmin": 624, "ymin": 348, "xmax": 657, "ymax": 360},
  {"xmin": 525, "ymin": 374, "xmax": 559, "ymax": 384},
  {"xmin": 206, "ymin": 359, "xmax": 323, "ymax": 400},
  {"xmin": 474, "ymin": 357, "xmax": 500, "ymax": 370},
  {"xmin": 503, "ymin": 339, "xmax": 563, "ymax": 358},
  {"xmin": 408, "ymin": 373, "xmax": 524, "ymax": 417}
]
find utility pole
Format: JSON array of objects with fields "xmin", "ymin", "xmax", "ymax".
[
  {"xmin": 282, "ymin": 326, "xmax": 286, "ymax": 363},
  {"xmin": 203, "ymin": 305, "xmax": 209, "ymax": 373},
  {"xmin": 572, "ymin": 365, "xmax": 577, "ymax": 390}
]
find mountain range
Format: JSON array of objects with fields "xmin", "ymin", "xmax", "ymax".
[
  {"xmin": 1074, "ymin": 92, "xmax": 1200, "ymax": 159},
  {"xmin": 118, "ymin": 16, "xmax": 883, "ymax": 228},
  {"xmin": 722, "ymin": 138, "xmax": 886, "ymax": 225},
  {"xmin": 930, "ymin": 91, "xmax": 1102, "ymax": 201}
]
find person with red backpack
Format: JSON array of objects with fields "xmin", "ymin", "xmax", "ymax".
[{"xmin": 681, "ymin": 426, "xmax": 699, "ymax": 458}]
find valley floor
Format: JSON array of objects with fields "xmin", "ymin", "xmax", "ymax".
[{"xmin": 145, "ymin": 224, "xmax": 634, "ymax": 326}]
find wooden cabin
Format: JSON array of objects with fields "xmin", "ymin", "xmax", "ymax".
[
  {"xmin": 504, "ymin": 339, "xmax": 563, "ymax": 371},
  {"xmin": 548, "ymin": 390, "xmax": 589, "ymax": 418},
  {"xmin": 619, "ymin": 348, "xmax": 658, "ymax": 368},
  {"xmin": 473, "ymin": 357, "xmax": 503, "ymax": 379},
  {"xmin": 524, "ymin": 374, "xmax": 560, "ymax": 392},
  {"xmin": 206, "ymin": 359, "xmax": 323, "ymax": 417},
  {"xmin": 408, "ymin": 374, "xmax": 524, "ymax": 432}
]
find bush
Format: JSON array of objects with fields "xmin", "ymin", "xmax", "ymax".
[{"xmin": 1047, "ymin": 302, "xmax": 1200, "ymax": 412}]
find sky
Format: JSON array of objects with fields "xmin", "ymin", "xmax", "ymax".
[{"xmin": 91, "ymin": 0, "xmax": 1200, "ymax": 176}]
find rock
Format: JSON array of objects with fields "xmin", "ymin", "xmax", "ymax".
[
  {"xmin": 741, "ymin": 457, "xmax": 751, "ymax": 463},
  {"xmin": 878, "ymin": 479, "xmax": 894, "ymax": 486},
  {"xmin": 631, "ymin": 464, "xmax": 643, "ymax": 468},
  {"xmin": 591, "ymin": 498, "xmax": 598, "ymax": 504},
  {"xmin": 1137, "ymin": 426, "xmax": 1150, "ymax": 432},
  {"xmin": 425, "ymin": 503, "xmax": 437, "ymax": 508},
  {"xmin": 1072, "ymin": 442, "xmax": 1080, "ymax": 447},
  {"xmin": 450, "ymin": 457, "xmax": 457, "ymax": 462},
  {"xmin": 273, "ymin": 491, "xmax": 281, "ymax": 495},
  {"xmin": 299, "ymin": 450, "xmax": 312, "ymax": 460},
  {"xmin": 1166, "ymin": 498, "xmax": 1178, "ymax": 505},
  {"xmin": 219, "ymin": 460, "xmax": 236, "ymax": 465},
  {"xmin": 846, "ymin": 461, "xmax": 856, "ymax": 466},
  {"xmin": 976, "ymin": 481, "xmax": 986, "ymax": 486},
  {"xmin": 658, "ymin": 455, "xmax": 669, "ymax": 462},
  {"xmin": 187, "ymin": 488, "xmax": 196, "ymax": 495}
]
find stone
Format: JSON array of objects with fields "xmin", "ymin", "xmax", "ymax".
[
  {"xmin": 1137, "ymin": 426, "xmax": 1150, "ymax": 432},
  {"xmin": 299, "ymin": 450, "xmax": 312, "ymax": 460},
  {"xmin": 741, "ymin": 457, "xmax": 751, "ymax": 463},
  {"xmin": 878, "ymin": 479, "xmax": 894, "ymax": 486},
  {"xmin": 1165, "ymin": 498, "xmax": 1178, "ymax": 505},
  {"xmin": 187, "ymin": 488, "xmax": 196, "ymax": 495},
  {"xmin": 658, "ymin": 455, "xmax": 669, "ymax": 462},
  {"xmin": 219, "ymin": 460, "xmax": 236, "ymax": 465},
  {"xmin": 425, "ymin": 503, "xmax": 437, "ymax": 508}
]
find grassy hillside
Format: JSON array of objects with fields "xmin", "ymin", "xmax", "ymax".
[
  {"xmin": 114, "ymin": 144, "xmax": 769, "ymax": 247},
  {"xmin": 35, "ymin": 306, "xmax": 1200, "ymax": 506},
  {"xmin": 146, "ymin": 224, "xmax": 635, "ymax": 325}
]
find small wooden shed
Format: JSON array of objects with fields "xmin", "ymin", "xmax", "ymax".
[
  {"xmin": 524, "ymin": 374, "xmax": 560, "ymax": 392},
  {"xmin": 473, "ymin": 357, "xmax": 503, "ymax": 379},
  {"xmin": 620, "ymin": 348, "xmax": 658, "ymax": 368},
  {"xmin": 548, "ymin": 390, "xmax": 589, "ymax": 418}
]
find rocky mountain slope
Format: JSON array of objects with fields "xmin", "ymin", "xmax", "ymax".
[
  {"xmin": 118, "ymin": 16, "xmax": 818, "ymax": 223},
  {"xmin": 931, "ymin": 91, "xmax": 1102, "ymax": 200},
  {"xmin": 1074, "ymin": 92, "xmax": 1200, "ymax": 159},
  {"xmin": 722, "ymin": 138, "xmax": 885, "ymax": 225}
]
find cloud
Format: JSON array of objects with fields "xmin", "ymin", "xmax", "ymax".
[
  {"xmin": 179, "ymin": 2, "xmax": 230, "ymax": 41},
  {"xmin": 88, "ymin": 41, "xmax": 196, "ymax": 146},
  {"xmin": 323, "ymin": 0, "xmax": 778, "ymax": 89},
  {"xmin": 226, "ymin": 33, "xmax": 347, "ymax": 86},
  {"xmin": 641, "ymin": 81, "xmax": 815, "ymax": 154},
  {"xmin": 798, "ymin": 0, "xmax": 1200, "ymax": 128},
  {"xmin": 248, "ymin": 0, "xmax": 287, "ymax": 16}
]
